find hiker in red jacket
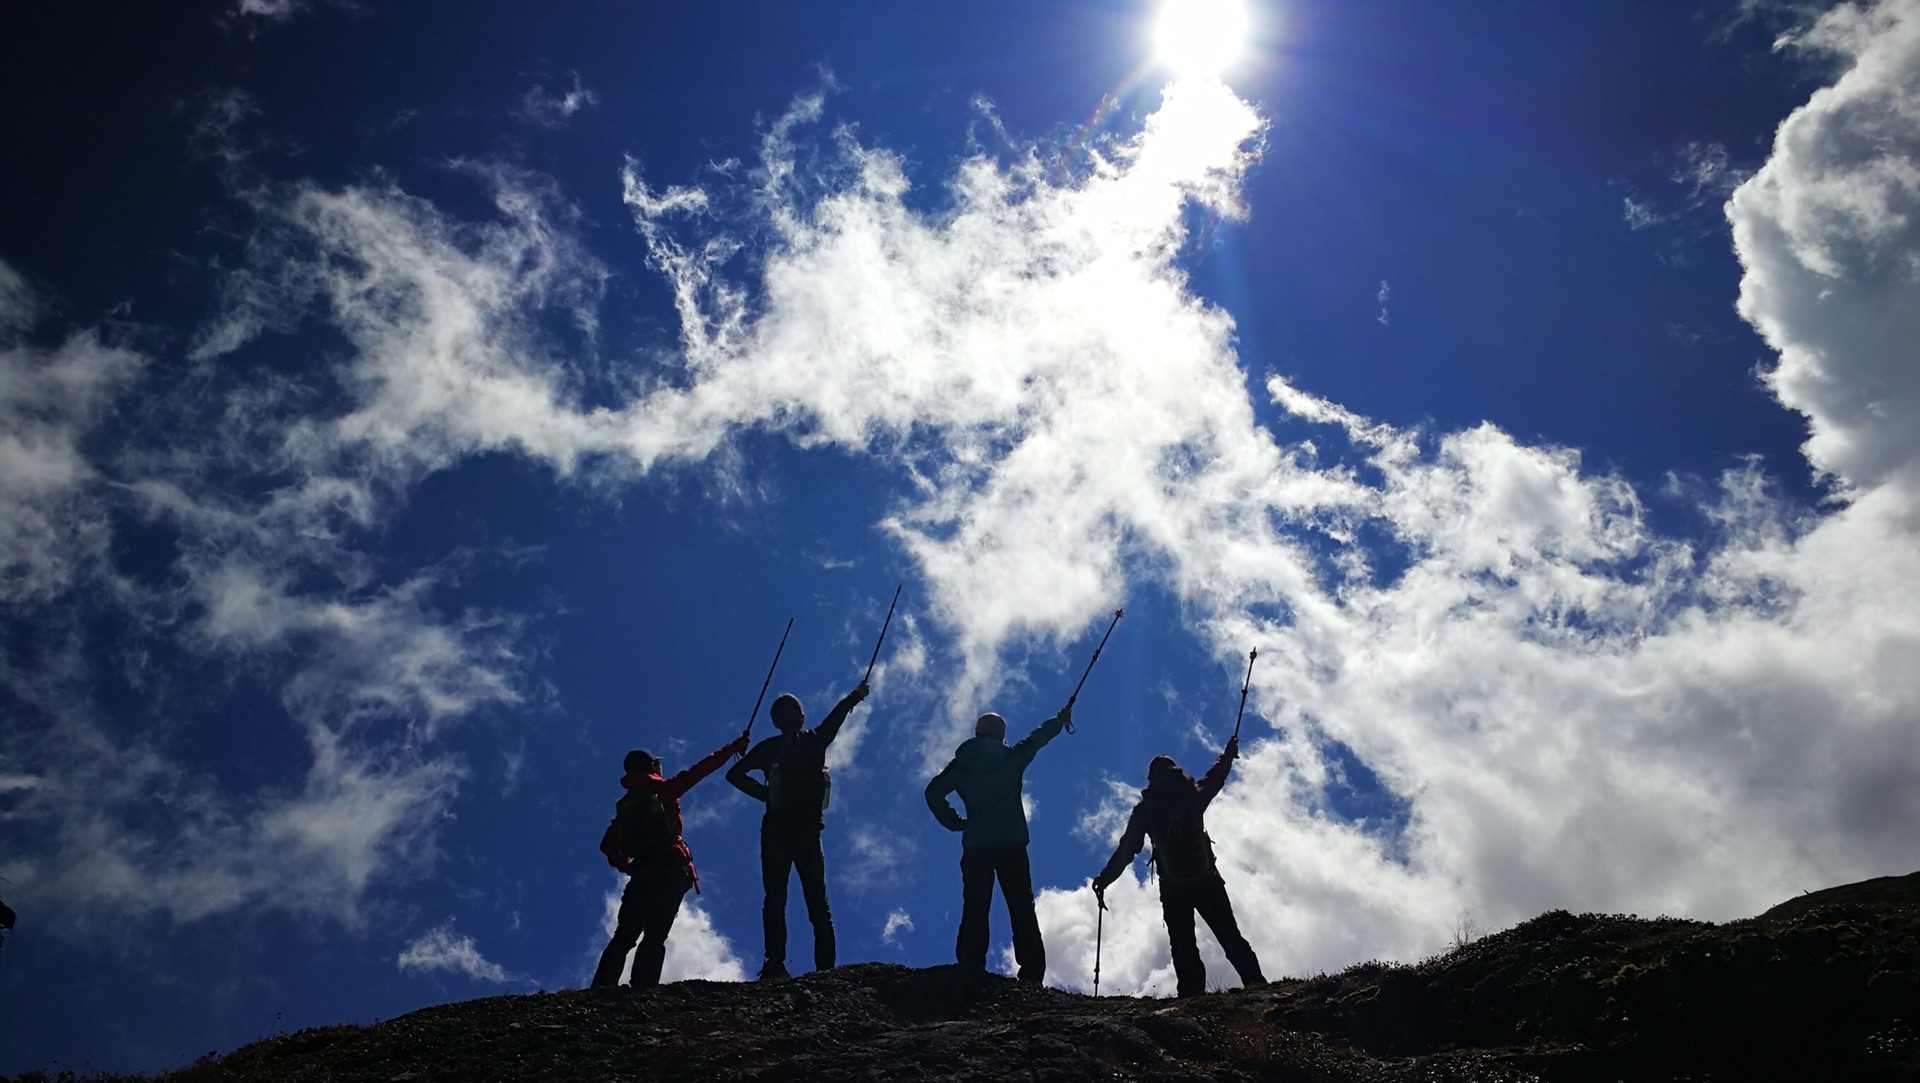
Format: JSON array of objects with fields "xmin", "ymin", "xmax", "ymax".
[
  {"xmin": 1091, "ymin": 736, "xmax": 1266, "ymax": 997},
  {"xmin": 592, "ymin": 734, "xmax": 748, "ymax": 989}
]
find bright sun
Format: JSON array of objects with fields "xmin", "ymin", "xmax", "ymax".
[{"xmin": 1151, "ymin": 0, "xmax": 1251, "ymax": 79}]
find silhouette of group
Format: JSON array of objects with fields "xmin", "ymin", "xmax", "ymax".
[{"xmin": 592, "ymin": 614, "xmax": 1264, "ymax": 999}]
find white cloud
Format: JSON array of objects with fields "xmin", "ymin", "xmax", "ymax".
[
  {"xmin": 232, "ymin": 0, "xmax": 317, "ymax": 21},
  {"xmin": 0, "ymin": 282, "xmax": 144, "ymax": 602},
  {"xmin": 881, "ymin": 909, "xmax": 913, "ymax": 944},
  {"xmin": 519, "ymin": 75, "xmax": 599, "ymax": 128},
  {"xmin": 399, "ymin": 922, "xmax": 518, "ymax": 984},
  {"xmin": 1731, "ymin": 0, "xmax": 1920, "ymax": 498},
  {"xmin": 840, "ymin": 828, "xmax": 918, "ymax": 892},
  {"xmin": 0, "ymin": 711, "xmax": 464, "ymax": 935}
]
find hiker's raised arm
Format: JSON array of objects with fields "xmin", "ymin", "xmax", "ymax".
[
  {"xmin": 1197, "ymin": 736, "xmax": 1237, "ymax": 803},
  {"xmin": 1012, "ymin": 704, "xmax": 1069, "ymax": 766},
  {"xmin": 816, "ymin": 681, "xmax": 869, "ymax": 746},
  {"xmin": 667, "ymin": 734, "xmax": 749, "ymax": 797}
]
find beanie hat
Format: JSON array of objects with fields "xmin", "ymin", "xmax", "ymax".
[{"xmin": 975, "ymin": 712, "xmax": 1007, "ymax": 739}]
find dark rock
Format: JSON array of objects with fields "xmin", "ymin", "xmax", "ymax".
[{"xmin": 23, "ymin": 872, "xmax": 1918, "ymax": 1083}]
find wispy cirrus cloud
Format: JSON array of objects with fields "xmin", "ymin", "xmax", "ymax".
[
  {"xmin": 518, "ymin": 74, "xmax": 598, "ymax": 128},
  {"xmin": 399, "ymin": 922, "xmax": 520, "ymax": 984}
]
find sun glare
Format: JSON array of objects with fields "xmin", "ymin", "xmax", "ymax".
[{"xmin": 1151, "ymin": 0, "xmax": 1251, "ymax": 80}]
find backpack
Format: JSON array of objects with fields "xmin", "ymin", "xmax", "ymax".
[
  {"xmin": 765, "ymin": 733, "xmax": 831, "ymax": 818},
  {"xmin": 599, "ymin": 780, "xmax": 677, "ymax": 871},
  {"xmin": 1145, "ymin": 787, "xmax": 1218, "ymax": 883}
]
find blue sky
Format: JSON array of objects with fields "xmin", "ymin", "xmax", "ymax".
[{"xmin": 4, "ymin": 0, "xmax": 1919, "ymax": 1074}]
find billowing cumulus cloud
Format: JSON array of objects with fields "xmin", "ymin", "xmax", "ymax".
[
  {"xmin": 594, "ymin": 886, "xmax": 748, "ymax": 984},
  {"xmin": 1732, "ymin": 0, "xmax": 1920, "ymax": 500}
]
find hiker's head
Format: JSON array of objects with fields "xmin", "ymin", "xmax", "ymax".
[
  {"xmin": 1147, "ymin": 754, "xmax": 1184, "ymax": 786},
  {"xmin": 770, "ymin": 693, "xmax": 804, "ymax": 733},
  {"xmin": 624, "ymin": 749, "xmax": 660, "ymax": 776},
  {"xmin": 975, "ymin": 712, "xmax": 1007, "ymax": 740}
]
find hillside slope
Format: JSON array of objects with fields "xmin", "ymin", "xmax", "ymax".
[{"xmin": 18, "ymin": 873, "xmax": 1920, "ymax": 1082}]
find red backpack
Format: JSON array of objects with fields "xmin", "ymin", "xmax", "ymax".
[{"xmin": 598, "ymin": 780, "xmax": 676, "ymax": 872}]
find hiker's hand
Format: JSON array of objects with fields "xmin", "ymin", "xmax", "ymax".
[
  {"xmin": 1058, "ymin": 702, "xmax": 1073, "ymax": 726},
  {"xmin": 729, "ymin": 734, "xmax": 750, "ymax": 756},
  {"xmin": 1225, "ymin": 735, "xmax": 1239, "ymax": 759},
  {"xmin": 1094, "ymin": 883, "xmax": 1108, "ymax": 911},
  {"xmin": 851, "ymin": 681, "xmax": 870, "ymax": 704}
]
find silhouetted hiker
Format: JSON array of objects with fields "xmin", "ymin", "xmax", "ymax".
[
  {"xmin": 726, "ymin": 681, "xmax": 870, "ymax": 980},
  {"xmin": 1092, "ymin": 735, "xmax": 1265, "ymax": 997},
  {"xmin": 925, "ymin": 704, "xmax": 1072, "ymax": 983},
  {"xmin": 592, "ymin": 734, "xmax": 748, "ymax": 989}
]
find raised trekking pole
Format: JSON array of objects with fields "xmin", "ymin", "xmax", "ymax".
[
  {"xmin": 1062, "ymin": 609, "xmax": 1123, "ymax": 734},
  {"xmin": 863, "ymin": 584, "xmax": 902, "ymax": 684},
  {"xmin": 1093, "ymin": 893, "xmax": 1105, "ymax": 996},
  {"xmin": 1232, "ymin": 648, "xmax": 1258, "ymax": 742},
  {"xmin": 740, "ymin": 617, "xmax": 794, "ymax": 750}
]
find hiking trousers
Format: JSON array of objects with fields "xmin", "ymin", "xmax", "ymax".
[
  {"xmin": 957, "ymin": 842, "xmax": 1045, "ymax": 983},
  {"xmin": 592, "ymin": 864, "xmax": 692, "ymax": 988},
  {"xmin": 762, "ymin": 819, "xmax": 835, "ymax": 971},
  {"xmin": 1160, "ymin": 876, "xmax": 1265, "ymax": 997}
]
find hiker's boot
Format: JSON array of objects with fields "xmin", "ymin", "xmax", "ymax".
[{"xmin": 757, "ymin": 961, "xmax": 790, "ymax": 981}]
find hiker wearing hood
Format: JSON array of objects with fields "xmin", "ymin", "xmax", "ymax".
[
  {"xmin": 726, "ymin": 681, "xmax": 870, "ymax": 981},
  {"xmin": 1092, "ymin": 736, "xmax": 1266, "ymax": 997},
  {"xmin": 591, "ymin": 734, "xmax": 748, "ymax": 989},
  {"xmin": 924, "ymin": 704, "xmax": 1072, "ymax": 983}
]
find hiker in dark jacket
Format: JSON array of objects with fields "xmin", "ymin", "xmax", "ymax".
[
  {"xmin": 726, "ymin": 681, "xmax": 869, "ymax": 980},
  {"xmin": 592, "ymin": 734, "xmax": 748, "ymax": 989},
  {"xmin": 924, "ymin": 703, "xmax": 1072, "ymax": 983},
  {"xmin": 1092, "ymin": 735, "xmax": 1265, "ymax": 997}
]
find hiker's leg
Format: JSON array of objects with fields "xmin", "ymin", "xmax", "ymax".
[
  {"xmin": 760, "ymin": 821, "xmax": 795, "ymax": 969},
  {"xmin": 631, "ymin": 873, "xmax": 689, "ymax": 987},
  {"xmin": 1195, "ymin": 879, "xmax": 1266, "ymax": 987},
  {"xmin": 1160, "ymin": 880, "xmax": 1205, "ymax": 997},
  {"xmin": 998, "ymin": 845, "xmax": 1045, "ymax": 984},
  {"xmin": 794, "ymin": 828, "xmax": 835, "ymax": 971},
  {"xmin": 591, "ymin": 877, "xmax": 646, "ymax": 988},
  {"xmin": 956, "ymin": 846, "xmax": 995, "ymax": 970}
]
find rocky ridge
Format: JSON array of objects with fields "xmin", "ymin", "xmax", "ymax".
[{"xmin": 13, "ymin": 873, "xmax": 1919, "ymax": 1082}]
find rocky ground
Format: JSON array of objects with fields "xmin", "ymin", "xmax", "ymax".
[{"xmin": 12, "ymin": 872, "xmax": 1919, "ymax": 1082}]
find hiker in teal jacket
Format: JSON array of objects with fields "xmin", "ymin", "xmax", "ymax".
[{"xmin": 924, "ymin": 703, "xmax": 1072, "ymax": 982}]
